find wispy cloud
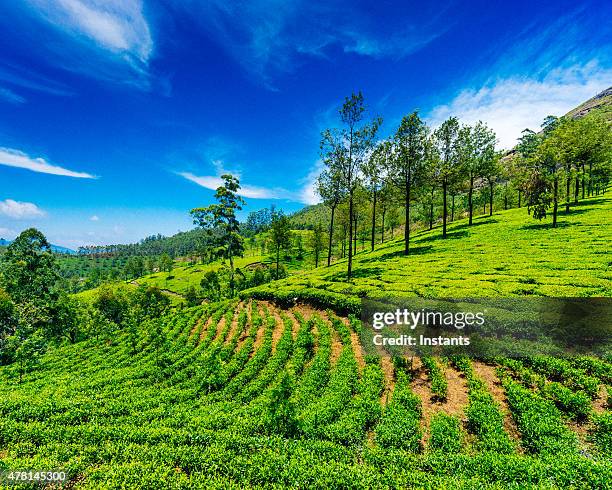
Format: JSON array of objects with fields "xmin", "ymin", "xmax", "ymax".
[
  {"xmin": 0, "ymin": 86, "xmax": 26, "ymax": 104},
  {"xmin": 18, "ymin": 0, "xmax": 154, "ymax": 88},
  {"xmin": 0, "ymin": 147, "xmax": 97, "ymax": 178},
  {"xmin": 0, "ymin": 63, "xmax": 74, "ymax": 97},
  {"xmin": 179, "ymin": 171, "xmax": 281, "ymax": 200},
  {"xmin": 428, "ymin": 62, "xmax": 612, "ymax": 149},
  {"xmin": 89, "ymin": 215, "xmax": 99, "ymax": 221},
  {"xmin": 187, "ymin": 1, "xmax": 447, "ymax": 88},
  {"xmin": 28, "ymin": 0, "xmax": 153, "ymax": 61},
  {"xmin": 297, "ymin": 160, "xmax": 324, "ymax": 205},
  {"xmin": 178, "ymin": 159, "xmax": 322, "ymax": 205},
  {"xmin": 0, "ymin": 199, "xmax": 46, "ymax": 219}
]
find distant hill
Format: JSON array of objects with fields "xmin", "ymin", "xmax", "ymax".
[
  {"xmin": 565, "ymin": 86, "xmax": 612, "ymax": 119},
  {"xmin": 0, "ymin": 238, "xmax": 75, "ymax": 254},
  {"xmin": 288, "ymin": 202, "xmax": 330, "ymax": 230}
]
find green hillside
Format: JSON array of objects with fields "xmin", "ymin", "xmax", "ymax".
[
  {"xmin": 1, "ymin": 196, "xmax": 610, "ymax": 488},
  {"xmin": 1, "ymin": 299, "xmax": 610, "ymax": 488},
  {"xmin": 244, "ymin": 195, "xmax": 612, "ymax": 312},
  {"xmin": 566, "ymin": 87, "xmax": 612, "ymax": 120}
]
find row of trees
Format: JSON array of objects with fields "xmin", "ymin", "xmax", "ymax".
[{"xmin": 317, "ymin": 92, "xmax": 611, "ymax": 279}]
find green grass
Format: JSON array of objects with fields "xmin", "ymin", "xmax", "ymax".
[
  {"xmin": 245, "ymin": 196, "xmax": 612, "ymax": 306},
  {"xmin": 136, "ymin": 254, "xmax": 267, "ymax": 295}
]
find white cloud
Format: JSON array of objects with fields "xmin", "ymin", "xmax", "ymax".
[
  {"xmin": 0, "ymin": 199, "xmax": 46, "ymax": 219},
  {"xmin": 0, "ymin": 227, "xmax": 16, "ymax": 238},
  {"xmin": 0, "ymin": 87, "xmax": 26, "ymax": 104},
  {"xmin": 297, "ymin": 160, "xmax": 324, "ymax": 206},
  {"xmin": 0, "ymin": 147, "xmax": 97, "ymax": 178},
  {"xmin": 179, "ymin": 172, "xmax": 278, "ymax": 200},
  {"xmin": 28, "ymin": 0, "xmax": 153, "ymax": 62},
  {"xmin": 90, "ymin": 215, "xmax": 99, "ymax": 221},
  {"xmin": 427, "ymin": 62, "xmax": 612, "ymax": 149}
]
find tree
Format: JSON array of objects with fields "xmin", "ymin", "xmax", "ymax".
[
  {"xmin": 322, "ymin": 92, "xmax": 381, "ymax": 280},
  {"xmin": 526, "ymin": 137, "xmax": 563, "ymax": 227},
  {"xmin": 0, "ymin": 228, "xmax": 58, "ymax": 305},
  {"xmin": 390, "ymin": 111, "xmax": 428, "ymax": 254},
  {"xmin": 0, "ymin": 289, "xmax": 16, "ymax": 365},
  {"xmin": 363, "ymin": 140, "xmax": 389, "ymax": 252},
  {"xmin": 270, "ymin": 211, "xmax": 292, "ymax": 279},
  {"xmin": 93, "ymin": 284, "xmax": 128, "ymax": 326},
  {"xmin": 377, "ymin": 182, "xmax": 393, "ymax": 243},
  {"xmin": 130, "ymin": 285, "xmax": 170, "ymax": 322},
  {"xmin": 6, "ymin": 302, "xmax": 49, "ymax": 382},
  {"xmin": 184, "ymin": 285, "xmax": 200, "ymax": 307},
  {"xmin": 317, "ymin": 167, "xmax": 344, "ymax": 267},
  {"xmin": 200, "ymin": 270, "xmax": 221, "ymax": 301},
  {"xmin": 463, "ymin": 122, "xmax": 496, "ymax": 224},
  {"xmin": 124, "ymin": 255, "xmax": 144, "ymax": 279},
  {"xmin": 51, "ymin": 293, "xmax": 83, "ymax": 343},
  {"xmin": 387, "ymin": 206, "xmax": 399, "ymax": 237},
  {"xmin": 159, "ymin": 253, "xmax": 173, "ymax": 273},
  {"xmin": 433, "ymin": 117, "xmax": 461, "ymax": 238},
  {"xmin": 309, "ymin": 223, "xmax": 325, "ymax": 268},
  {"xmin": 481, "ymin": 151, "xmax": 502, "ymax": 216},
  {"xmin": 191, "ymin": 174, "xmax": 245, "ymax": 296}
]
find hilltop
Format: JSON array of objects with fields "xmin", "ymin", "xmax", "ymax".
[{"xmin": 566, "ymin": 86, "xmax": 612, "ymax": 119}]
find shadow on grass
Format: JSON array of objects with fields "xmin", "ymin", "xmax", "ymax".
[
  {"xmin": 418, "ymin": 230, "xmax": 469, "ymax": 242},
  {"xmin": 325, "ymin": 266, "xmax": 385, "ymax": 281},
  {"xmin": 449, "ymin": 219, "xmax": 498, "ymax": 232},
  {"xmin": 521, "ymin": 221, "xmax": 571, "ymax": 230},
  {"xmin": 575, "ymin": 197, "xmax": 607, "ymax": 206},
  {"xmin": 358, "ymin": 245, "xmax": 433, "ymax": 263}
]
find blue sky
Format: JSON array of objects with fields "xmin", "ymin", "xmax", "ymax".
[{"xmin": 0, "ymin": 0, "xmax": 610, "ymax": 249}]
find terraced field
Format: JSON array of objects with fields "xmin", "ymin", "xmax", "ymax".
[{"xmin": 1, "ymin": 300, "xmax": 610, "ymax": 488}]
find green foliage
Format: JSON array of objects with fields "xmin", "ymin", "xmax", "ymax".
[
  {"xmin": 429, "ymin": 413, "xmax": 462, "ymax": 453},
  {"xmin": 191, "ymin": 174, "xmax": 246, "ymax": 294},
  {"xmin": 375, "ymin": 372, "xmax": 422, "ymax": 452},
  {"xmin": 590, "ymin": 412, "xmax": 612, "ymax": 456},
  {"xmin": 502, "ymin": 376, "xmax": 578, "ymax": 455},
  {"xmin": 421, "ymin": 356, "xmax": 447, "ymax": 401},
  {"xmin": 0, "ymin": 228, "xmax": 58, "ymax": 304}
]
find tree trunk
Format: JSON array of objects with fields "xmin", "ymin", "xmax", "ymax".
[
  {"xmin": 381, "ymin": 208, "xmax": 386, "ymax": 243},
  {"xmin": 588, "ymin": 161, "xmax": 593, "ymax": 196},
  {"xmin": 276, "ymin": 246, "xmax": 280, "ymax": 279},
  {"xmin": 353, "ymin": 214, "xmax": 357, "ymax": 257},
  {"xmin": 451, "ymin": 194, "xmax": 455, "ymax": 222},
  {"xmin": 518, "ymin": 189, "xmax": 522, "ymax": 208},
  {"xmin": 574, "ymin": 173, "xmax": 579, "ymax": 204},
  {"xmin": 489, "ymin": 182, "xmax": 493, "ymax": 217},
  {"xmin": 371, "ymin": 189, "xmax": 376, "ymax": 252},
  {"xmin": 404, "ymin": 178, "xmax": 411, "ymax": 255},
  {"xmin": 504, "ymin": 183, "xmax": 508, "ymax": 210},
  {"xmin": 429, "ymin": 187, "xmax": 434, "ymax": 230},
  {"xmin": 229, "ymin": 253, "xmax": 235, "ymax": 296},
  {"xmin": 553, "ymin": 175, "xmax": 558, "ymax": 228},
  {"xmin": 581, "ymin": 163, "xmax": 585, "ymax": 199},
  {"xmin": 442, "ymin": 180, "xmax": 448, "ymax": 238},
  {"xmin": 468, "ymin": 176, "xmax": 474, "ymax": 225},
  {"xmin": 565, "ymin": 171, "xmax": 571, "ymax": 214},
  {"xmin": 327, "ymin": 204, "xmax": 335, "ymax": 267},
  {"xmin": 348, "ymin": 194, "xmax": 353, "ymax": 279}
]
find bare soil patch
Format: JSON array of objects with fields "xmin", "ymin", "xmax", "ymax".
[{"xmin": 223, "ymin": 302, "xmax": 243, "ymax": 346}]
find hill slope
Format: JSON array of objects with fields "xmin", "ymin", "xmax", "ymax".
[
  {"xmin": 566, "ymin": 86, "xmax": 612, "ymax": 119},
  {"xmin": 0, "ymin": 299, "xmax": 610, "ymax": 488},
  {"xmin": 245, "ymin": 196, "xmax": 612, "ymax": 311}
]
